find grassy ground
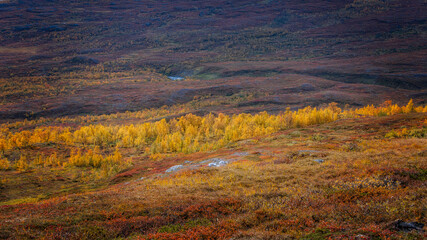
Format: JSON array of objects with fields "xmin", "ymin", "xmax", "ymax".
[{"xmin": 0, "ymin": 108, "xmax": 425, "ymax": 239}]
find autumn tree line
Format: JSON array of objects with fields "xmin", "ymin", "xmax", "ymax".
[{"xmin": 0, "ymin": 100, "xmax": 425, "ymax": 173}]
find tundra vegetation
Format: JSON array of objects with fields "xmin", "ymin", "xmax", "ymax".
[
  {"xmin": 0, "ymin": 100, "xmax": 426, "ymax": 239},
  {"xmin": 0, "ymin": 0, "xmax": 426, "ymax": 239}
]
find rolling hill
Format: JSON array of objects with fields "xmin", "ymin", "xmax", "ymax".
[{"xmin": 0, "ymin": 0, "xmax": 426, "ymax": 120}]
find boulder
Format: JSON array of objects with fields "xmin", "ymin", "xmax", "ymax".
[
  {"xmin": 165, "ymin": 165, "xmax": 184, "ymax": 173},
  {"xmin": 387, "ymin": 220, "xmax": 424, "ymax": 232},
  {"xmin": 204, "ymin": 158, "xmax": 228, "ymax": 167}
]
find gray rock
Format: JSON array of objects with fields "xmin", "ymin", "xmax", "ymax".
[
  {"xmin": 204, "ymin": 158, "xmax": 229, "ymax": 167},
  {"xmin": 199, "ymin": 158, "xmax": 230, "ymax": 167},
  {"xmin": 208, "ymin": 161, "xmax": 228, "ymax": 167},
  {"xmin": 314, "ymin": 159, "xmax": 325, "ymax": 163},
  {"xmin": 391, "ymin": 220, "xmax": 424, "ymax": 232},
  {"xmin": 201, "ymin": 158, "xmax": 221, "ymax": 164},
  {"xmin": 165, "ymin": 165, "xmax": 184, "ymax": 173}
]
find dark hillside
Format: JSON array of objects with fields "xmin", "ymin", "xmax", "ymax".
[{"xmin": 0, "ymin": 0, "xmax": 426, "ymax": 119}]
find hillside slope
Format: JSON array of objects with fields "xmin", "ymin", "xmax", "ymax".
[
  {"xmin": 0, "ymin": 113, "xmax": 426, "ymax": 239},
  {"xmin": 0, "ymin": 102, "xmax": 426, "ymax": 239},
  {"xmin": 0, "ymin": 0, "xmax": 426, "ymax": 119}
]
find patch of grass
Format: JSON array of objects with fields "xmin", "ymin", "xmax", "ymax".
[{"xmin": 0, "ymin": 196, "xmax": 40, "ymax": 206}]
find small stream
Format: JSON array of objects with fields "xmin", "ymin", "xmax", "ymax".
[{"xmin": 168, "ymin": 76, "xmax": 184, "ymax": 81}]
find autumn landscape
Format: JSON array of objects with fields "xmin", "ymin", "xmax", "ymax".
[{"xmin": 0, "ymin": 0, "xmax": 426, "ymax": 239}]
